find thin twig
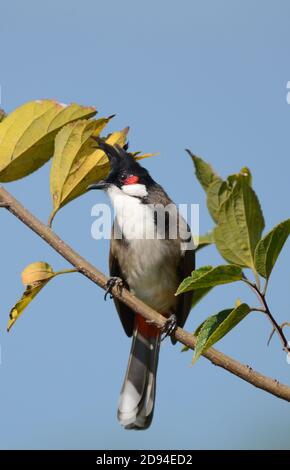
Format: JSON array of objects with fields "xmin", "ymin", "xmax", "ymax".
[
  {"xmin": 268, "ymin": 322, "xmax": 290, "ymax": 347},
  {"xmin": 242, "ymin": 276, "xmax": 290, "ymax": 353},
  {"xmin": 255, "ymin": 286, "xmax": 289, "ymax": 353},
  {"xmin": 267, "ymin": 328, "xmax": 276, "ymax": 347},
  {"xmin": 1, "ymin": 185, "xmax": 290, "ymax": 402}
]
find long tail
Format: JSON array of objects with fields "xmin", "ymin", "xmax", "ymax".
[{"xmin": 118, "ymin": 314, "xmax": 161, "ymax": 430}]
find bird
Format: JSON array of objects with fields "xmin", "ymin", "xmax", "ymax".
[{"xmin": 88, "ymin": 141, "xmax": 195, "ymax": 430}]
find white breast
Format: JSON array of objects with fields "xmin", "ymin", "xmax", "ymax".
[
  {"xmin": 107, "ymin": 185, "xmax": 180, "ymax": 313},
  {"xmin": 107, "ymin": 185, "xmax": 155, "ymax": 240}
]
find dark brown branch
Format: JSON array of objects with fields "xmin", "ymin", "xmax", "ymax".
[{"xmin": 1, "ymin": 185, "xmax": 290, "ymax": 402}]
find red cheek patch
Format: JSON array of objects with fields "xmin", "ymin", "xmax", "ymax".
[{"xmin": 123, "ymin": 175, "xmax": 139, "ymax": 185}]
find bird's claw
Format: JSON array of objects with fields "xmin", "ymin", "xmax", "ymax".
[
  {"xmin": 104, "ymin": 277, "xmax": 123, "ymax": 301},
  {"xmin": 161, "ymin": 313, "xmax": 177, "ymax": 341}
]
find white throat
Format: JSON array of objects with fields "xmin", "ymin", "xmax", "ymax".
[
  {"xmin": 107, "ymin": 185, "xmax": 154, "ymax": 240},
  {"xmin": 121, "ymin": 183, "xmax": 148, "ymax": 198}
]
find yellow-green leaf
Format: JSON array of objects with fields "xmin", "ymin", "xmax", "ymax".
[
  {"xmin": 181, "ymin": 286, "xmax": 214, "ymax": 353},
  {"xmin": 192, "ymin": 303, "xmax": 251, "ymax": 363},
  {"xmin": 214, "ymin": 179, "xmax": 264, "ymax": 269},
  {"xmin": 91, "ymin": 115, "xmax": 115, "ymax": 138},
  {"xmin": 7, "ymin": 284, "xmax": 48, "ymax": 332},
  {"xmin": 176, "ymin": 265, "xmax": 243, "ymax": 295},
  {"xmin": 186, "ymin": 149, "xmax": 220, "ymax": 191},
  {"xmin": 0, "ymin": 100, "xmax": 96, "ymax": 182},
  {"xmin": 49, "ymin": 124, "xmax": 129, "ymax": 224},
  {"xmin": 227, "ymin": 167, "xmax": 252, "ymax": 188},
  {"xmin": 235, "ymin": 298, "xmax": 242, "ymax": 307},
  {"xmin": 50, "ymin": 118, "xmax": 111, "ymax": 212},
  {"xmin": 7, "ymin": 262, "xmax": 56, "ymax": 331},
  {"xmin": 7, "ymin": 261, "xmax": 76, "ymax": 331},
  {"xmin": 132, "ymin": 152, "xmax": 159, "ymax": 161},
  {"xmin": 21, "ymin": 261, "xmax": 55, "ymax": 284},
  {"xmin": 207, "ymin": 168, "xmax": 251, "ymax": 223},
  {"xmin": 206, "ymin": 179, "xmax": 230, "ymax": 223},
  {"xmin": 254, "ymin": 219, "xmax": 290, "ymax": 279}
]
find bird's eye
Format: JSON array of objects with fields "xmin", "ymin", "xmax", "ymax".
[{"xmin": 123, "ymin": 175, "xmax": 139, "ymax": 185}]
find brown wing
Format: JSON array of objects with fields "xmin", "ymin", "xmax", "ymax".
[
  {"xmin": 109, "ymin": 241, "xmax": 135, "ymax": 337},
  {"xmin": 171, "ymin": 247, "xmax": 195, "ymax": 344}
]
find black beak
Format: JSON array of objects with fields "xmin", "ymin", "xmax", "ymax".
[{"xmin": 87, "ymin": 180, "xmax": 109, "ymax": 191}]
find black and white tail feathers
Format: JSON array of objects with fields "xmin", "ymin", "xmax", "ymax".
[{"xmin": 118, "ymin": 324, "xmax": 161, "ymax": 430}]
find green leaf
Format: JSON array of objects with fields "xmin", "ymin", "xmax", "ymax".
[
  {"xmin": 186, "ymin": 149, "xmax": 220, "ymax": 191},
  {"xmin": 49, "ymin": 123, "xmax": 128, "ymax": 224},
  {"xmin": 206, "ymin": 179, "xmax": 230, "ymax": 222},
  {"xmin": 7, "ymin": 261, "xmax": 76, "ymax": 331},
  {"xmin": 254, "ymin": 219, "xmax": 290, "ymax": 279},
  {"xmin": 0, "ymin": 100, "xmax": 96, "ymax": 182},
  {"xmin": 196, "ymin": 231, "xmax": 215, "ymax": 251},
  {"xmin": 240, "ymin": 167, "xmax": 252, "ymax": 186},
  {"xmin": 207, "ymin": 168, "xmax": 252, "ymax": 223},
  {"xmin": 181, "ymin": 287, "xmax": 213, "ymax": 352},
  {"xmin": 192, "ymin": 303, "xmax": 251, "ymax": 362},
  {"xmin": 214, "ymin": 178, "xmax": 264, "ymax": 269},
  {"xmin": 175, "ymin": 264, "xmax": 243, "ymax": 295},
  {"xmin": 227, "ymin": 167, "xmax": 252, "ymax": 188}
]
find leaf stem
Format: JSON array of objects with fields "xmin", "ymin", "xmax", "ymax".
[
  {"xmin": 48, "ymin": 210, "xmax": 56, "ymax": 228},
  {"xmin": 251, "ymin": 307, "xmax": 266, "ymax": 313},
  {"xmin": 55, "ymin": 268, "xmax": 79, "ymax": 276}
]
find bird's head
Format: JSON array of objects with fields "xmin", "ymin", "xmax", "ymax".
[{"xmin": 87, "ymin": 139, "xmax": 154, "ymax": 198}]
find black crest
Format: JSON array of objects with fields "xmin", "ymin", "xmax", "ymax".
[{"xmin": 93, "ymin": 137, "xmax": 155, "ymax": 188}]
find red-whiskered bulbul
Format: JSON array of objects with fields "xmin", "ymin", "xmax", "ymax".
[{"xmin": 88, "ymin": 142, "xmax": 195, "ymax": 430}]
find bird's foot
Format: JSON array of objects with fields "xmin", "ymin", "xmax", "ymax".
[
  {"xmin": 161, "ymin": 313, "xmax": 177, "ymax": 341},
  {"xmin": 104, "ymin": 277, "xmax": 123, "ymax": 301}
]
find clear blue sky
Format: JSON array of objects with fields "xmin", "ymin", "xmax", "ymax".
[{"xmin": 1, "ymin": 0, "xmax": 290, "ymax": 450}]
